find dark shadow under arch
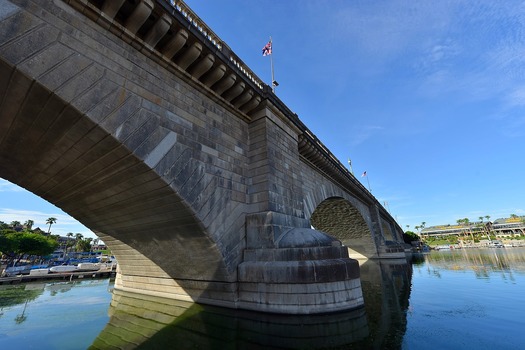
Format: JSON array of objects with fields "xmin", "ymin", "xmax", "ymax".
[{"xmin": 310, "ymin": 197, "xmax": 378, "ymax": 259}]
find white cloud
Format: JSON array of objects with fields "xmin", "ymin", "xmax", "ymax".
[
  {"xmin": 0, "ymin": 208, "xmax": 95, "ymax": 237},
  {"xmin": 323, "ymin": 1, "xmax": 460, "ymax": 69},
  {"xmin": 0, "ymin": 178, "xmax": 24, "ymax": 192}
]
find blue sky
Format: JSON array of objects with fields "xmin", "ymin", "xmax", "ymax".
[{"xmin": 2, "ymin": 0, "xmax": 524, "ymax": 237}]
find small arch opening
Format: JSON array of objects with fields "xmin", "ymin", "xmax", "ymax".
[{"xmin": 310, "ymin": 197, "xmax": 377, "ymax": 259}]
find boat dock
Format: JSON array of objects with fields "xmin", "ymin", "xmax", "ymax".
[{"xmin": 0, "ymin": 269, "xmax": 116, "ymax": 285}]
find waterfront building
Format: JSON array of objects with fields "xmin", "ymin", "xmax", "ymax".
[
  {"xmin": 492, "ymin": 217, "xmax": 525, "ymax": 237},
  {"xmin": 420, "ymin": 216, "xmax": 525, "ymax": 240}
]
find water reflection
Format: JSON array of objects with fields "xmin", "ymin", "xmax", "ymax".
[
  {"xmin": 91, "ymin": 258, "xmax": 413, "ymax": 349},
  {"xmin": 422, "ymin": 247, "xmax": 525, "ymax": 278},
  {"xmin": 0, "ymin": 279, "xmax": 115, "ymax": 350},
  {"xmin": 359, "ymin": 259, "xmax": 413, "ymax": 349},
  {"xmin": 404, "ymin": 248, "xmax": 525, "ymax": 350},
  {"xmin": 91, "ymin": 290, "xmax": 368, "ymax": 349},
  {"xmin": 0, "ymin": 283, "xmax": 45, "ymax": 324}
]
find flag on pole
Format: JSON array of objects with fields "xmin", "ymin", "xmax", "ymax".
[
  {"xmin": 262, "ymin": 41, "xmax": 272, "ymax": 56},
  {"xmin": 361, "ymin": 171, "xmax": 367, "ymax": 177}
]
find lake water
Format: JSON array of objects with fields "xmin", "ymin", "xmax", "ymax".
[{"xmin": 1, "ymin": 248, "xmax": 524, "ymax": 349}]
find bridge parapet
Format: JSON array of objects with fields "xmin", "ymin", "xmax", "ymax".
[{"xmin": 70, "ymin": 0, "xmax": 264, "ymax": 115}]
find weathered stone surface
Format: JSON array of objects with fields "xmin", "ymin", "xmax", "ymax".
[{"xmin": 0, "ymin": 0, "xmax": 404, "ymax": 314}]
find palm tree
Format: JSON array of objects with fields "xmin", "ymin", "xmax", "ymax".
[
  {"xmin": 420, "ymin": 222, "xmax": 426, "ymax": 239},
  {"xmin": 46, "ymin": 217, "xmax": 57, "ymax": 234},
  {"xmin": 73, "ymin": 233, "xmax": 83, "ymax": 252},
  {"xmin": 76, "ymin": 237, "xmax": 92, "ymax": 252},
  {"xmin": 485, "ymin": 215, "xmax": 492, "ymax": 237},
  {"xmin": 64, "ymin": 232, "xmax": 74, "ymax": 256},
  {"xmin": 478, "ymin": 216, "xmax": 486, "ymax": 238},
  {"xmin": 92, "ymin": 238, "xmax": 99, "ymax": 251},
  {"xmin": 24, "ymin": 220, "xmax": 34, "ymax": 231},
  {"xmin": 463, "ymin": 218, "xmax": 474, "ymax": 241}
]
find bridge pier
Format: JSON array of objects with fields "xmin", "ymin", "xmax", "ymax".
[{"xmin": 238, "ymin": 212, "xmax": 364, "ymax": 314}]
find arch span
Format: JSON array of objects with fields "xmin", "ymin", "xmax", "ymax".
[
  {"xmin": 310, "ymin": 197, "xmax": 378, "ymax": 259},
  {"xmin": 0, "ymin": 63, "xmax": 239, "ymax": 305}
]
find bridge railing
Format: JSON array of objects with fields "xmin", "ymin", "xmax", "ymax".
[
  {"xmin": 168, "ymin": 1, "xmax": 222, "ymax": 50},
  {"xmin": 168, "ymin": 1, "xmax": 264, "ymax": 90}
]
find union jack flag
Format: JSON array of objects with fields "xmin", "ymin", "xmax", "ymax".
[{"xmin": 262, "ymin": 41, "xmax": 272, "ymax": 56}]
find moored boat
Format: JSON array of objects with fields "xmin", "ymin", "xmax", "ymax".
[
  {"xmin": 4, "ymin": 264, "xmax": 49, "ymax": 276},
  {"xmin": 29, "ymin": 268, "xmax": 50, "ymax": 276},
  {"xmin": 76, "ymin": 263, "xmax": 100, "ymax": 271},
  {"xmin": 4, "ymin": 265, "xmax": 31, "ymax": 276},
  {"xmin": 49, "ymin": 265, "xmax": 78, "ymax": 273}
]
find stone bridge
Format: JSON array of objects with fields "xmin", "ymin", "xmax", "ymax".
[{"xmin": 0, "ymin": 0, "xmax": 406, "ymax": 314}]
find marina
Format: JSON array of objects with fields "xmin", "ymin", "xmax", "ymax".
[
  {"xmin": 0, "ymin": 269, "xmax": 116, "ymax": 285},
  {"xmin": 0, "ymin": 264, "xmax": 116, "ymax": 285}
]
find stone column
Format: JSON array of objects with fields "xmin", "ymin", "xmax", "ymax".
[{"xmin": 239, "ymin": 104, "xmax": 364, "ymax": 314}]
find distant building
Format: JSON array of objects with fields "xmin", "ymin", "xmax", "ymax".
[
  {"xmin": 492, "ymin": 217, "xmax": 525, "ymax": 237},
  {"xmin": 421, "ymin": 216, "xmax": 525, "ymax": 239}
]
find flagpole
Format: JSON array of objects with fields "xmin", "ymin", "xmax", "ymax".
[
  {"xmin": 270, "ymin": 36, "xmax": 275, "ymax": 93},
  {"xmin": 362, "ymin": 171, "xmax": 371, "ymax": 192}
]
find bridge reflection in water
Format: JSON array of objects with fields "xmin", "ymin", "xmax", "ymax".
[{"xmin": 91, "ymin": 259, "xmax": 412, "ymax": 349}]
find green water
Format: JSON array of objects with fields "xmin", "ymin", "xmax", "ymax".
[
  {"xmin": 0, "ymin": 279, "xmax": 113, "ymax": 349},
  {"xmin": 1, "ymin": 248, "xmax": 524, "ymax": 349}
]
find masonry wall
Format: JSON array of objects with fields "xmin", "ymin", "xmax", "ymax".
[
  {"xmin": 0, "ymin": 0, "xmax": 253, "ymax": 301},
  {"xmin": 0, "ymin": 0, "xmax": 404, "ymax": 312}
]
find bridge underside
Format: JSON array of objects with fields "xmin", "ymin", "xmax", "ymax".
[
  {"xmin": 311, "ymin": 197, "xmax": 407, "ymax": 260},
  {"xmin": 0, "ymin": 60, "xmax": 240, "ymax": 303},
  {"xmin": 311, "ymin": 197, "xmax": 378, "ymax": 259}
]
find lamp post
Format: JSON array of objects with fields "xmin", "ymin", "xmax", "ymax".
[{"xmin": 347, "ymin": 158, "xmax": 353, "ymax": 175}]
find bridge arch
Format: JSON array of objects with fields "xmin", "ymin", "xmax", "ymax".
[
  {"xmin": 0, "ymin": 62, "xmax": 240, "ymax": 305},
  {"xmin": 310, "ymin": 197, "xmax": 378, "ymax": 259}
]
